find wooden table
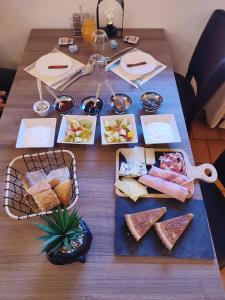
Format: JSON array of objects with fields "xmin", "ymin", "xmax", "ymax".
[{"xmin": 0, "ymin": 29, "xmax": 224, "ymax": 300}]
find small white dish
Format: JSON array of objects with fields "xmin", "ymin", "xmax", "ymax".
[
  {"xmin": 16, "ymin": 118, "xmax": 57, "ymax": 148},
  {"xmin": 36, "ymin": 53, "xmax": 72, "ymax": 77},
  {"xmin": 120, "ymin": 51, "xmax": 157, "ymax": 75},
  {"xmin": 100, "ymin": 114, "xmax": 138, "ymax": 145},
  {"xmin": 57, "ymin": 115, "xmax": 97, "ymax": 145},
  {"xmin": 33, "ymin": 100, "xmax": 50, "ymax": 117},
  {"xmin": 140, "ymin": 114, "xmax": 181, "ymax": 144}
]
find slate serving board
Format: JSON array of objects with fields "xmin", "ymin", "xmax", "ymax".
[{"xmin": 115, "ymin": 197, "xmax": 214, "ymax": 259}]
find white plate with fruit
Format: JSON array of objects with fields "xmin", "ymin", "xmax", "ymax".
[
  {"xmin": 57, "ymin": 115, "xmax": 97, "ymax": 145},
  {"xmin": 100, "ymin": 114, "xmax": 138, "ymax": 145}
]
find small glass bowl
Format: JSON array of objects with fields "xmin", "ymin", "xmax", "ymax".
[
  {"xmin": 141, "ymin": 92, "xmax": 163, "ymax": 112},
  {"xmin": 53, "ymin": 95, "xmax": 75, "ymax": 114},
  {"xmin": 108, "ymin": 93, "xmax": 132, "ymax": 114},
  {"xmin": 80, "ymin": 96, "xmax": 103, "ymax": 115}
]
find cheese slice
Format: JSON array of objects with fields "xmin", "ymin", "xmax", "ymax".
[
  {"xmin": 115, "ymin": 178, "xmax": 148, "ymax": 202},
  {"xmin": 145, "ymin": 148, "xmax": 156, "ymax": 165},
  {"xmin": 120, "ymin": 146, "xmax": 145, "ymax": 164}
]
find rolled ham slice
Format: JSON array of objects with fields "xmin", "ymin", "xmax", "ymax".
[
  {"xmin": 149, "ymin": 166, "xmax": 194, "ymax": 198},
  {"xmin": 138, "ymin": 174, "xmax": 189, "ymax": 202}
]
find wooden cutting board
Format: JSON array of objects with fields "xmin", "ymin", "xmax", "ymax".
[{"xmin": 115, "ymin": 148, "xmax": 217, "ymax": 198}]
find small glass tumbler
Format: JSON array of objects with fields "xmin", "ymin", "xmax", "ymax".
[
  {"xmin": 91, "ymin": 29, "xmax": 108, "ymax": 53},
  {"xmin": 89, "ymin": 53, "xmax": 107, "ymax": 83}
]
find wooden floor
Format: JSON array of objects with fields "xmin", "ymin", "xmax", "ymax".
[{"xmin": 190, "ymin": 116, "xmax": 225, "ymax": 288}]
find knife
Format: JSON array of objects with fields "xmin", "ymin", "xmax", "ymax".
[
  {"xmin": 105, "ymin": 48, "xmax": 137, "ymax": 71},
  {"xmin": 105, "ymin": 46, "xmax": 133, "ymax": 63}
]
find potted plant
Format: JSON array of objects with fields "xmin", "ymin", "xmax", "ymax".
[{"xmin": 33, "ymin": 206, "xmax": 93, "ymax": 265}]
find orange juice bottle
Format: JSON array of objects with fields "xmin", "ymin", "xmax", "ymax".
[{"xmin": 82, "ymin": 16, "xmax": 96, "ymax": 44}]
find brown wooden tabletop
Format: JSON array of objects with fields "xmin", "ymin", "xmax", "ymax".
[{"xmin": 0, "ymin": 29, "xmax": 224, "ymax": 300}]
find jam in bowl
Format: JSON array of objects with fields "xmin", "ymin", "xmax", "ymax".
[
  {"xmin": 108, "ymin": 93, "xmax": 132, "ymax": 114},
  {"xmin": 53, "ymin": 95, "xmax": 75, "ymax": 114},
  {"xmin": 140, "ymin": 92, "xmax": 163, "ymax": 112}
]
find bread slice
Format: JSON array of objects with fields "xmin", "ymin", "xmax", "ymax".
[
  {"xmin": 154, "ymin": 213, "xmax": 193, "ymax": 250},
  {"xmin": 54, "ymin": 179, "xmax": 72, "ymax": 206},
  {"xmin": 27, "ymin": 180, "xmax": 60, "ymax": 212},
  {"xmin": 47, "ymin": 167, "xmax": 70, "ymax": 188},
  {"xmin": 19, "ymin": 169, "xmax": 47, "ymax": 191},
  {"xmin": 125, "ymin": 207, "xmax": 167, "ymax": 241},
  {"xmin": 24, "ymin": 193, "xmax": 40, "ymax": 213}
]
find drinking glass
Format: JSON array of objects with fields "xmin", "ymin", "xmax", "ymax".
[
  {"xmin": 89, "ymin": 53, "xmax": 107, "ymax": 83},
  {"xmin": 91, "ymin": 29, "xmax": 108, "ymax": 53}
]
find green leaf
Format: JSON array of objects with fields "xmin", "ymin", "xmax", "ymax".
[
  {"xmin": 41, "ymin": 235, "xmax": 62, "ymax": 254},
  {"xmin": 66, "ymin": 232, "xmax": 83, "ymax": 241},
  {"xmin": 58, "ymin": 207, "xmax": 65, "ymax": 230},
  {"xmin": 65, "ymin": 228, "xmax": 81, "ymax": 236},
  {"xmin": 41, "ymin": 215, "xmax": 62, "ymax": 233},
  {"xmin": 46, "ymin": 240, "xmax": 63, "ymax": 256},
  {"xmin": 63, "ymin": 206, "xmax": 70, "ymax": 230},
  {"xmin": 63, "ymin": 237, "xmax": 72, "ymax": 252},
  {"xmin": 36, "ymin": 234, "xmax": 52, "ymax": 241},
  {"xmin": 33, "ymin": 222, "xmax": 59, "ymax": 235},
  {"xmin": 52, "ymin": 207, "xmax": 63, "ymax": 227},
  {"xmin": 67, "ymin": 209, "xmax": 81, "ymax": 229}
]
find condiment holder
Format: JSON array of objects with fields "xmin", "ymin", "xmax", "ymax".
[
  {"xmin": 80, "ymin": 96, "xmax": 103, "ymax": 115},
  {"xmin": 53, "ymin": 95, "xmax": 75, "ymax": 114},
  {"xmin": 141, "ymin": 92, "xmax": 163, "ymax": 112},
  {"xmin": 80, "ymin": 83, "xmax": 103, "ymax": 115},
  {"xmin": 46, "ymin": 85, "xmax": 75, "ymax": 114},
  {"xmin": 33, "ymin": 100, "xmax": 51, "ymax": 117},
  {"xmin": 109, "ymin": 93, "xmax": 132, "ymax": 114},
  {"xmin": 105, "ymin": 79, "xmax": 131, "ymax": 114}
]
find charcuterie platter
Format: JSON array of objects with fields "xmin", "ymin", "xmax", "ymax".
[
  {"xmin": 115, "ymin": 146, "xmax": 216, "ymax": 259},
  {"xmin": 115, "ymin": 147, "xmax": 217, "ymax": 199}
]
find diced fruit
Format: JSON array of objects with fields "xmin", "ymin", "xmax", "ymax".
[
  {"xmin": 104, "ymin": 118, "xmax": 134, "ymax": 143},
  {"xmin": 119, "ymin": 136, "xmax": 127, "ymax": 142},
  {"xmin": 127, "ymin": 131, "xmax": 134, "ymax": 139},
  {"xmin": 75, "ymin": 137, "xmax": 83, "ymax": 143},
  {"xmin": 64, "ymin": 118, "xmax": 93, "ymax": 143},
  {"xmin": 119, "ymin": 128, "xmax": 127, "ymax": 136}
]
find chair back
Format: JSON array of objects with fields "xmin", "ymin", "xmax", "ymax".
[
  {"xmin": 186, "ymin": 10, "xmax": 225, "ymax": 122},
  {"xmin": 214, "ymin": 150, "xmax": 225, "ymax": 187}
]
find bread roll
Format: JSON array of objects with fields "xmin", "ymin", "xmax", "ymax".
[{"xmin": 54, "ymin": 179, "xmax": 72, "ymax": 206}]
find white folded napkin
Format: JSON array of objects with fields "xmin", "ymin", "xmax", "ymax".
[
  {"xmin": 24, "ymin": 49, "xmax": 84, "ymax": 90},
  {"xmin": 106, "ymin": 49, "xmax": 167, "ymax": 88}
]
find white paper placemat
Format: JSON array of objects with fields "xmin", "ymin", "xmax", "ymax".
[
  {"xmin": 106, "ymin": 49, "xmax": 167, "ymax": 88},
  {"xmin": 24, "ymin": 50, "xmax": 84, "ymax": 89}
]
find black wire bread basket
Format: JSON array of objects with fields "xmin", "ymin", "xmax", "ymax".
[{"xmin": 4, "ymin": 150, "xmax": 79, "ymax": 220}]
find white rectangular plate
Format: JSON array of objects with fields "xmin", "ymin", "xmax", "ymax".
[
  {"xmin": 140, "ymin": 114, "xmax": 181, "ymax": 144},
  {"xmin": 100, "ymin": 114, "xmax": 138, "ymax": 145},
  {"xmin": 16, "ymin": 118, "xmax": 57, "ymax": 148},
  {"xmin": 57, "ymin": 115, "xmax": 97, "ymax": 145}
]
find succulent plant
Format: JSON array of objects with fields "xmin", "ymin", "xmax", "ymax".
[{"xmin": 33, "ymin": 206, "xmax": 83, "ymax": 255}]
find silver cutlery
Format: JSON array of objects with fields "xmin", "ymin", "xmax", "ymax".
[
  {"xmin": 105, "ymin": 46, "xmax": 133, "ymax": 63},
  {"xmin": 36, "ymin": 79, "xmax": 48, "ymax": 111},
  {"xmin": 59, "ymin": 63, "xmax": 93, "ymax": 92},
  {"xmin": 105, "ymin": 48, "xmax": 137, "ymax": 70},
  {"xmin": 51, "ymin": 67, "xmax": 83, "ymax": 88},
  {"xmin": 132, "ymin": 64, "xmax": 164, "ymax": 82}
]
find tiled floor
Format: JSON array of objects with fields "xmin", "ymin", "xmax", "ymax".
[
  {"xmin": 190, "ymin": 117, "xmax": 225, "ymax": 193},
  {"xmin": 190, "ymin": 117, "xmax": 225, "ymax": 288}
]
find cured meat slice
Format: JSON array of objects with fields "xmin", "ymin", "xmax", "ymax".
[
  {"xmin": 159, "ymin": 152, "xmax": 186, "ymax": 175},
  {"xmin": 138, "ymin": 174, "xmax": 189, "ymax": 202},
  {"xmin": 125, "ymin": 207, "xmax": 167, "ymax": 241},
  {"xmin": 155, "ymin": 213, "xmax": 193, "ymax": 250},
  {"xmin": 149, "ymin": 166, "xmax": 194, "ymax": 198}
]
